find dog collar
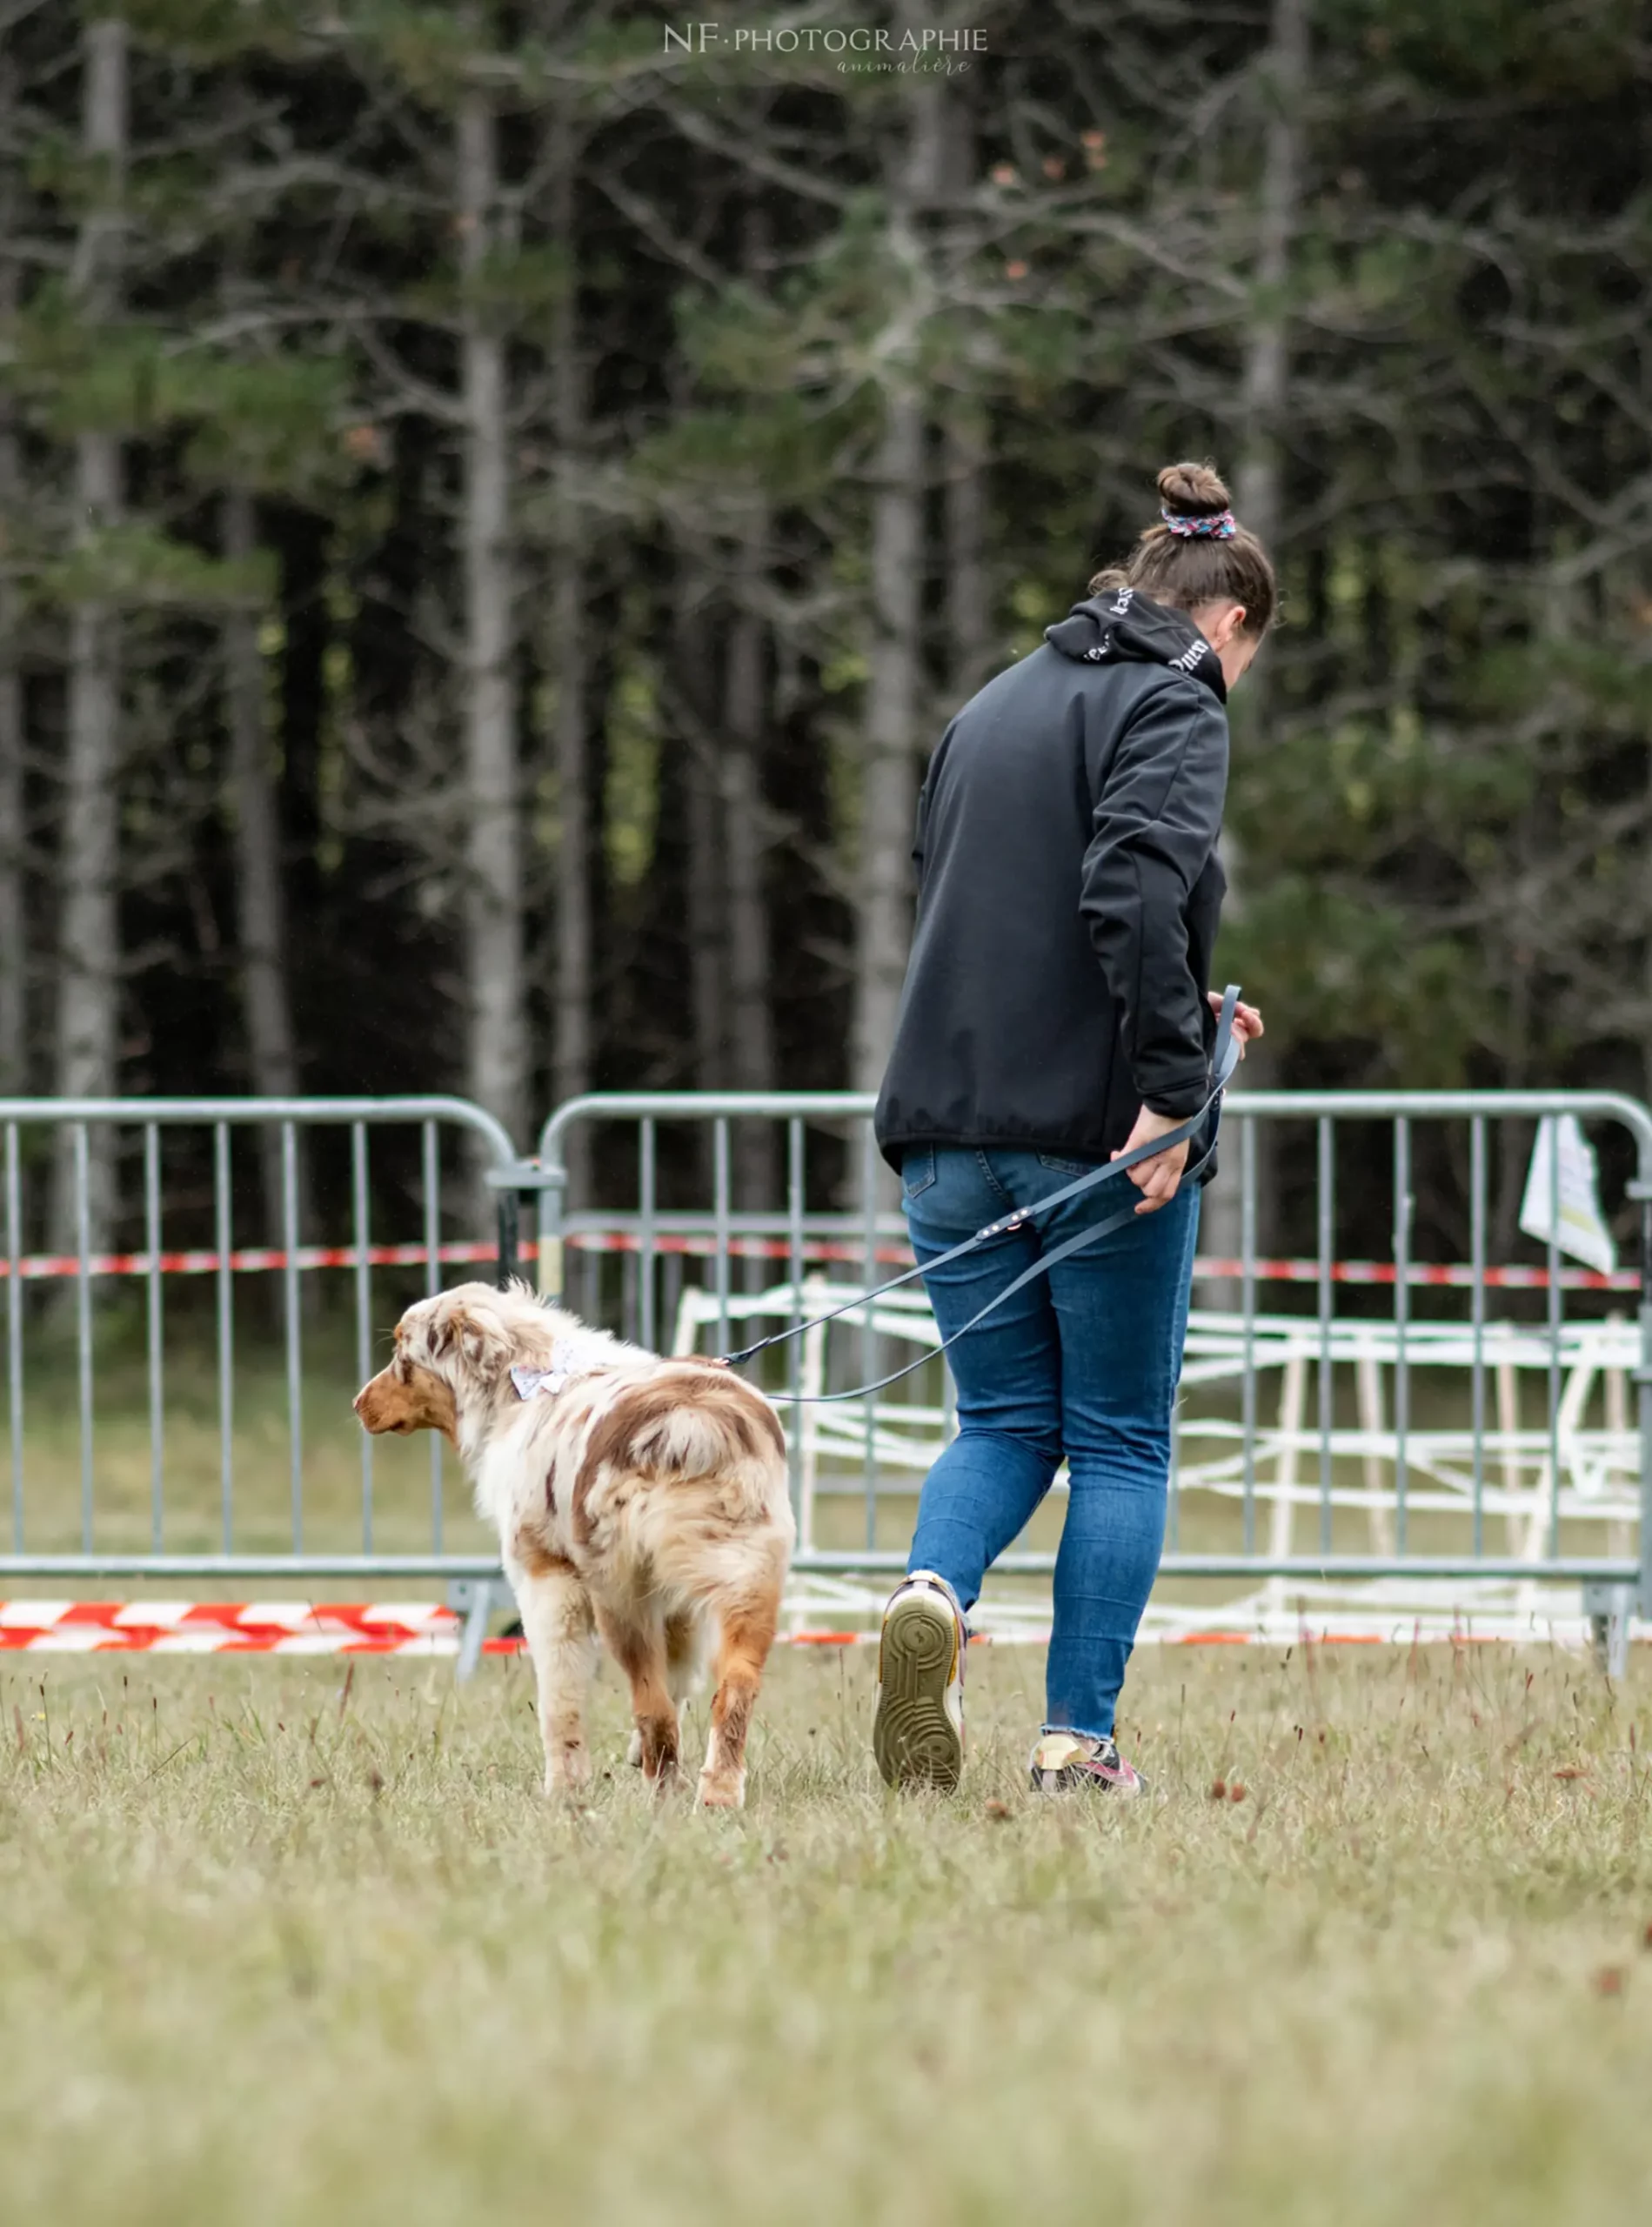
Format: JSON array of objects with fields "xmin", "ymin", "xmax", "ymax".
[{"xmin": 511, "ymin": 1340, "xmax": 583, "ymax": 1402}]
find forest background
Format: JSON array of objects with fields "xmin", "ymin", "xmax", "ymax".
[{"xmin": 2, "ymin": 0, "xmax": 1649, "ymax": 1269}]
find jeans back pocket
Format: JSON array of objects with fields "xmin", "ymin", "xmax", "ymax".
[
  {"xmin": 900, "ymin": 1146, "xmax": 938, "ymax": 1200},
  {"xmin": 1035, "ymin": 1151, "xmax": 1095, "ymax": 1178}
]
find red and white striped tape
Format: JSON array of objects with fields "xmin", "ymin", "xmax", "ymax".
[
  {"xmin": 0, "ymin": 1601, "xmax": 888, "ymax": 1655},
  {"xmin": 1197, "ymin": 1257, "xmax": 1639, "ymax": 1293},
  {"xmin": 0, "ymin": 1238, "xmax": 507, "ymax": 1283},
  {"xmin": 0, "ymin": 1603, "xmax": 1620, "ymax": 1656},
  {"xmin": 558, "ymin": 1233, "xmax": 1641, "ymax": 1288},
  {"xmin": 0, "ymin": 1231, "xmax": 1637, "ymax": 1291},
  {"xmin": 0, "ymin": 1601, "xmax": 490, "ymax": 1655}
]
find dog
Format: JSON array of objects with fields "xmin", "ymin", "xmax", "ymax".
[{"xmin": 352, "ymin": 1281, "xmax": 793, "ymax": 1809}]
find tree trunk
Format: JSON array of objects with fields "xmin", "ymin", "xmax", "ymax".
[
  {"xmin": 50, "ymin": 17, "xmax": 127, "ymax": 1254},
  {"xmin": 850, "ymin": 68, "xmax": 946, "ymax": 1095},
  {"xmin": 941, "ymin": 85, "xmax": 990, "ymax": 704},
  {"xmin": 853, "ymin": 397, "xmax": 925, "ymax": 1096},
  {"xmin": 672, "ymin": 561, "xmax": 725, "ymax": 1207},
  {"xmin": 719, "ymin": 202, "xmax": 778, "ymax": 1206},
  {"xmin": 546, "ymin": 99, "xmax": 591, "ymax": 1203},
  {"xmin": 224, "ymin": 483, "xmax": 308, "ymax": 1257},
  {"xmin": 1200, "ymin": 0, "xmax": 1308, "ymax": 1307},
  {"xmin": 724, "ymin": 503, "xmax": 777, "ymax": 1203},
  {"xmin": 458, "ymin": 89, "xmax": 525, "ymax": 1180},
  {"xmin": 944, "ymin": 408, "xmax": 991, "ymax": 702},
  {"xmin": 0, "ymin": 239, "xmax": 23, "ymax": 1097},
  {"xmin": 1233, "ymin": 0, "xmax": 1308, "ymax": 561},
  {"xmin": 676, "ymin": 574, "xmax": 726, "ymax": 1100}
]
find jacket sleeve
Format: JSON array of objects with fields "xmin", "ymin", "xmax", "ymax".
[
  {"xmin": 1079, "ymin": 681, "xmax": 1229, "ymax": 1118},
  {"xmin": 913, "ymin": 721, "xmax": 955, "ymax": 886}
]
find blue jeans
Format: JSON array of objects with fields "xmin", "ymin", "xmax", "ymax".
[{"xmin": 901, "ymin": 1147, "xmax": 1200, "ymax": 1741}]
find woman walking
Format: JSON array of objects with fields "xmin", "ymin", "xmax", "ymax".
[{"xmin": 871, "ymin": 461, "xmax": 1275, "ymax": 1796}]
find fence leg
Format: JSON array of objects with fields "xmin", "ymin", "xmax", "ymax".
[
  {"xmin": 800, "ymin": 1281, "xmax": 831, "ymax": 1560},
  {"xmin": 1497, "ymin": 1349, "xmax": 1524, "ymax": 1555},
  {"xmin": 450, "ymin": 1577, "xmax": 503, "ymax": 1682},
  {"xmin": 1355, "ymin": 1348, "xmax": 1394, "ymax": 1555},
  {"xmin": 1585, "ymin": 1582, "xmax": 1632, "ymax": 1681},
  {"xmin": 496, "ymin": 1189, "xmax": 520, "ymax": 1290},
  {"xmin": 1635, "ymin": 1177, "xmax": 1652, "ymax": 1628},
  {"xmin": 538, "ymin": 1165, "xmax": 566, "ymax": 1301},
  {"xmin": 1264, "ymin": 1349, "xmax": 1307, "ymax": 1622},
  {"xmin": 1601, "ymin": 1314, "xmax": 1632, "ymax": 1559}
]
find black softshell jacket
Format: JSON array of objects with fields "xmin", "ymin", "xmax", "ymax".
[{"xmin": 874, "ymin": 586, "xmax": 1229, "ymax": 1172}]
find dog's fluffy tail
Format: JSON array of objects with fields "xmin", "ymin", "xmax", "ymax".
[{"xmin": 587, "ymin": 1368, "xmax": 786, "ymax": 1489}]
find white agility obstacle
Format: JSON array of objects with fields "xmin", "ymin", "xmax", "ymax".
[{"xmin": 672, "ymin": 1278, "xmax": 1642, "ymax": 1649}]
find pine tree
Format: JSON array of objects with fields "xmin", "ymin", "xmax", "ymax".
[
  {"xmin": 50, "ymin": 16, "xmax": 129, "ymax": 1251},
  {"xmin": 0, "ymin": 47, "xmax": 28, "ymax": 1096}
]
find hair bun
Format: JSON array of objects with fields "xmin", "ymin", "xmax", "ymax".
[{"xmin": 1156, "ymin": 460, "xmax": 1232, "ymax": 518}]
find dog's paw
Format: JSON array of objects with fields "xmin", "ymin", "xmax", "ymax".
[
  {"xmin": 625, "ymin": 1728, "xmax": 643, "ymax": 1769},
  {"xmin": 696, "ymin": 1769, "xmax": 746, "ymax": 1811},
  {"xmin": 544, "ymin": 1741, "xmax": 592, "ymax": 1797}
]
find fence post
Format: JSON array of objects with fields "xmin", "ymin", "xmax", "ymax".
[
  {"xmin": 495, "ymin": 1186, "xmax": 519, "ymax": 1290},
  {"xmin": 1634, "ymin": 1175, "xmax": 1652, "ymax": 1625},
  {"xmin": 537, "ymin": 1150, "xmax": 566, "ymax": 1301}
]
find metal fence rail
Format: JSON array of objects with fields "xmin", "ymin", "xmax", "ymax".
[
  {"xmin": 533, "ymin": 1087, "xmax": 1652, "ymax": 1622},
  {"xmin": 0, "ymin": 1097, "xmax": 518, "ymax": 1580}
]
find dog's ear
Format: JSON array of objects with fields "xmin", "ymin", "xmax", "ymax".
[
  {"xmin": 393, "ymin": 1306, "xmax": 448, "ymax": 1368},
  {"xmin": 448, "ymin": 1301, "xmax": 512, "ymax": 1375}
]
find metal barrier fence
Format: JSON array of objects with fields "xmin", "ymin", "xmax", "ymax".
[
  {"xmin": 533, "ymin": 1089, "xmax": 1652, "ymax": 1631},
  {"xmin": 0, "ymin": 1098, "xmax": 521, "ymax": 1585},
  {"xmin": 2, "ymin": 1087, "xmax": 1647, "ymax": 1662}
]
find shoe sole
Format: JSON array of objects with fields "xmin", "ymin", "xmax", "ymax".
[{"xmin": 873, "ymin": 1595, "xmax": 963, "ymax": 1792}]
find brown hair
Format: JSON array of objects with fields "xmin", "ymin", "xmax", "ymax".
[{"xmin": 1088, "ymin": 461, "xmax": 1277, "ymax": 636}]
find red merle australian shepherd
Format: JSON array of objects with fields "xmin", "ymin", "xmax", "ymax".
[{"xmin": 354, "ymin": 1281, "xmax": 793, "ymax": 1809}]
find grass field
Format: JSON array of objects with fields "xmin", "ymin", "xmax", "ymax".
[{"xmin": 3, "ymin": 1640, "xmax": 1652, "ymax": 2225}]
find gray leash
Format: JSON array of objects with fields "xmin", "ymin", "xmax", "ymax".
[{"xmin": 722, "ymin": 986, "xmax": 1242, "ymax": 1403}]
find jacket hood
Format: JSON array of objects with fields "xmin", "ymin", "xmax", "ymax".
[{"xmin": 1044, "ymin": 585, "xmax": 1227, "ymax": 704}]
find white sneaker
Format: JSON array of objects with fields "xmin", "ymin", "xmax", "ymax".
[
  {"xmin": 1027, "ymin": 1730, "xmax": 1148, "ymax": 1798},
  {"xmin": 872, "ymin": 1571, "xmax": 967, "ymax": 1791}
]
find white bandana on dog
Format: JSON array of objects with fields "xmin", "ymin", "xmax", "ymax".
[{"xmin": 510, "ymin": 1339, "xmax": 584, "ymax": 1402}]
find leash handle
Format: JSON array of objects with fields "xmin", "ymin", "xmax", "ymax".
[{"xmin": 722, "ymin": 985, "xmax": 1242, "ymax": 1375}]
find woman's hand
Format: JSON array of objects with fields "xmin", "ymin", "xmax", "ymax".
[
  {"xmin": 1113, "ymin": 1107, "xmax": 1190, "ymax": 1214},
  {"xmin": 1118, "ymin": 998, "xmax": 1265, "ymax": 1214},
  {"xmin": 1210, "ymin": 990, "xmax": 1265, "ymax": 1055}
]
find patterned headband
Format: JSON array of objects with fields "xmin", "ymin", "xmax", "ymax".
[{"xmin": 1162, "ymin": 507, "xmax": 1236, "ymax": 539}]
